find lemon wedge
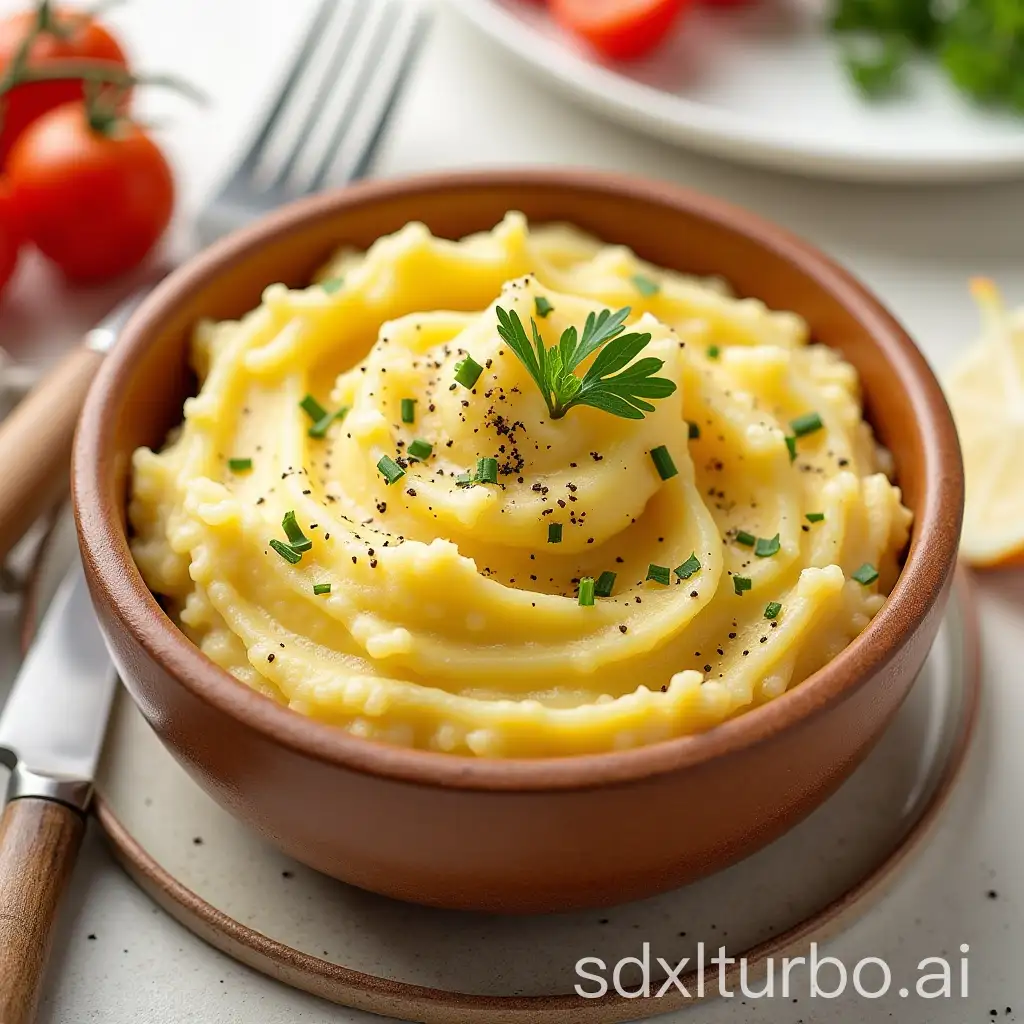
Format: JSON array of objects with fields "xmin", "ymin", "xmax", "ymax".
[{"xmin": 945, "ymin": 278, "xmax": 1024, "ymax": 567}]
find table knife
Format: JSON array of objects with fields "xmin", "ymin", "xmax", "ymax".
[
  {"xmin": 0, "ymin": 283, "xmax": 159, "ymax": 567},
  {"xmin": 0, "ymin": 560, "xmax": 117, "ymax": 1024}
]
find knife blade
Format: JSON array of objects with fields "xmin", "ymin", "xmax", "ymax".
[
  {"xmin": 0, "ymin": 558, "xmax": 117, "ymax": 782},
  {"xmin": 0, "ymin": 558, "xmax": 117, "ymax": 1024}
]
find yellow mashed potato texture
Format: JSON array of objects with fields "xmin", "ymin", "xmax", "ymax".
[{"xmin": 129, "ymin": 214, "xmax": 912, "ymax": 757}]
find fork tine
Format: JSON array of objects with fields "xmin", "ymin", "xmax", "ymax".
[
  {"xmin": 269, "ymin": 0, "xmax": 368, "ymax": 189},
  {"xmin": 308, "ymin": 2, "xmax": 430, "ymax": 190},
  {"xmin": 342, "ymin": 5, "xmax": 430, "ymax": 185},
  {"xmin": 237, "ymin": 0, "xmax": 336, "ymax": 172}
]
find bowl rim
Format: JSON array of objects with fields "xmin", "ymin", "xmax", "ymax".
[{"xmin": 73, "ymin": 168, "xmax": 964, "ymax": 793}]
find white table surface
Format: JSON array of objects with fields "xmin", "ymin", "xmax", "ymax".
[{"xmin": 2, "ymin": 0, "xmax": 1023, "ymax": 1020}]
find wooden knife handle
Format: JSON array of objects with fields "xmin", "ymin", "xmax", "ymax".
[
  {"xmin": 0, "ymin": 345, "xmax": 104, "ymax": 565},
  {"xmin": 0, "ymin": 797, "xmax": 85, "ymax": 1024}
]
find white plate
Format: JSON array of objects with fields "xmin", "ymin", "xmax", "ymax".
[{"xmin": 452, "ymin": 0, "xmax": 1024, "ymax": 182}]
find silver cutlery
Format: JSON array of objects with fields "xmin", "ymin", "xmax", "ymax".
[{"xmin": 0, "ymin": 563, "xmax": 117, "ymax": 1024}]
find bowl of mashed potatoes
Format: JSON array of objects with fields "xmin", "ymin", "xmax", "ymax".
[{"xmin": 74, "ymin": 171, "xmax": 962, "ymax": 912}]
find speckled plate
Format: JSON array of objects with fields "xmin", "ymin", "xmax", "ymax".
[{"xmin": 24, "ymin": 508, "xmax": 980, "ymax": 1023}]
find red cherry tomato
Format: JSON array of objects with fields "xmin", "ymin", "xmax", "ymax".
[
  {"xmin": 0, "ymin": 182, "xmax": 22, "ymax": 297},
  {"xmin": 0, "ymin": 6, "xmax": 129, "ymax": 165},
  {"xmin": 7, "ymin": 101, "xmax": 173, "ymax": 283},
  {"xmin": 550, "ymin": 0, "xmax": 687, "ymax": 60}
]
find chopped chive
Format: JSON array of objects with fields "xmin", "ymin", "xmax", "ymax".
[
  {"xmin": 578, "ymin": 577, "xmax": 596, "ymax": 607},
  {"xmin": 228, "ymin": 457, "xmax": 252, "ymax": 472},
  {"xmin": 632, "ymin": 273, "xmax": 660, "ymax": 297},
  {"xmin": 852, "ymin": 562, "xmax": 879, "ymax": 585},
  {"xmin": 308, "ymin": 406, "xmax": 347, "ymax": 439},
  {"xmin": 806, "ymin": 512, "xmax": 825, "ymax": 523},
  {"xmin": 646, "ymin": 563, "xmax": 670, "ymax": 585},
  {"xmin": 534, "ymin": 296, "xmax": 554, "ymax": 318},
  {"xmin": 282, "ymin": 510, "xmax": 312, "ymax": 552},
  {"xmin": 321, "ymin": 277, "xmax": 345, "ymax": 294},
  {"xmin": 649, "ymin": 445, "xmax": 677, "ymax": 481},
  {"xmin": 785, "ymin": 435, "xmax": 798, "ymax": 462},
  {"xmin": 790, "ymin": 411, "xmax": 823, "ymax": 437},
  {"xmin": 548, "ymin": 523, "xmax": 563, "ymax": 544},
  {"xmin": 476, "ymin": 456, "xmax": 498, "ymax": 484},
  {"xmin": 377, "ymin": 455, "xmax": 405, "ymax": 485},
  {"xmin": 595, "ymin": 571, "xmax": 617, "ymax": 597},
  {"xmin": 674, "ymin": 553, "xmax": 702, "ymax": 580},
  {"xmin": 735, "ymin": 530, "xmax": 756, "ymax": 547},
  {"xmin": 269, "ymin": 539, "xmax": 301, "ymax": 564},
  {"xmin": 401, "ymin": 398, "xmax": 416, "ymax": 424},
  {"xmin": 300, "ymin": 394, "xmax": 328, "ymax": 423},
  {"xmin": 733, "ymin": 575, "xmax": 752, "ymax": 595},
  {"xmin": 313, "ymin": 583, "xmax": 332, "ymax": 596},
  {"xmin": 707, "ymin": 345, "xmax": 721, "ymax": 360},
  {"xmin": 454, "ymin": 355, "xmax": 483, "ymax": 389},
  {"xmin": 764, "ymin": 601, "xmax": 782, "ymax": 620},
  {"xmin": 687, "ymin": 421, "xmax": 700, "ymax": 440},
  {"xmin": 456, "ymin": 473, "xmax": 474, "ymax": 488},
  {"xmin": 407, "ymin": 438, "xmax": 433, "ymax": 461},
  {"xmin": 755, "ymin": 533, "xmax": 781, "ymax": 558}
]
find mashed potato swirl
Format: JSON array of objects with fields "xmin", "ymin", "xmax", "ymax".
[{"xmin": 129, "ymin": 214, "xmax": 912, "ymax": 757}]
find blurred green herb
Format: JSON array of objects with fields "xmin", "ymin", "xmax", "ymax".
[
  {"xmin": 842, "ymin": 36, "xmax": 910, "ymax": 96},
  {"xmin": 832, "ymin": 0, "xmax": 1024, "ymax": 110}
]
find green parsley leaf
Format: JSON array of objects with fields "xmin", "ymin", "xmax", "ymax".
[
  {"xmin": 733, "ymin": 575, "xmax": 752, "ymax": 595},
  {"xmin": 495, "ymin": 305, "xmax": 676, "ymax": 421},
  {"xmin": 755, "ymin": 533, "xmax": 781, "ymax": 558},
  {"xmin": 535, "ymin": 296, "xmax": 554, "ymax": 318},
  {"xmin": 595, "ymin": 571, "xmax": 617, "ymax": 597},
  {"xmin": 806, "ymin": 512, "xmax": 825, "ymax": 523},
  {"xmin": 764, "ymin": 601, "xmax": 782, "ymax": 620}
]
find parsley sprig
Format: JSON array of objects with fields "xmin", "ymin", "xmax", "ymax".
[{"xmin": 495, "ymin": 304, "xmax": 676, "ymax": 420}]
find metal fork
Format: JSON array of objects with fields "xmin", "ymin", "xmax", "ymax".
[
  {"xmin": 0, "ymin": 0, "xmax": 431, "ymax": 567},
  {"xmin": 199, "ymin": 0, "xmax": 430, "ymax": 245}
]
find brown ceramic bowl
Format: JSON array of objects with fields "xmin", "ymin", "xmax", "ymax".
[{"xmin": 73, "ymin": 170, "xmax": 963, "ymax": 914}]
